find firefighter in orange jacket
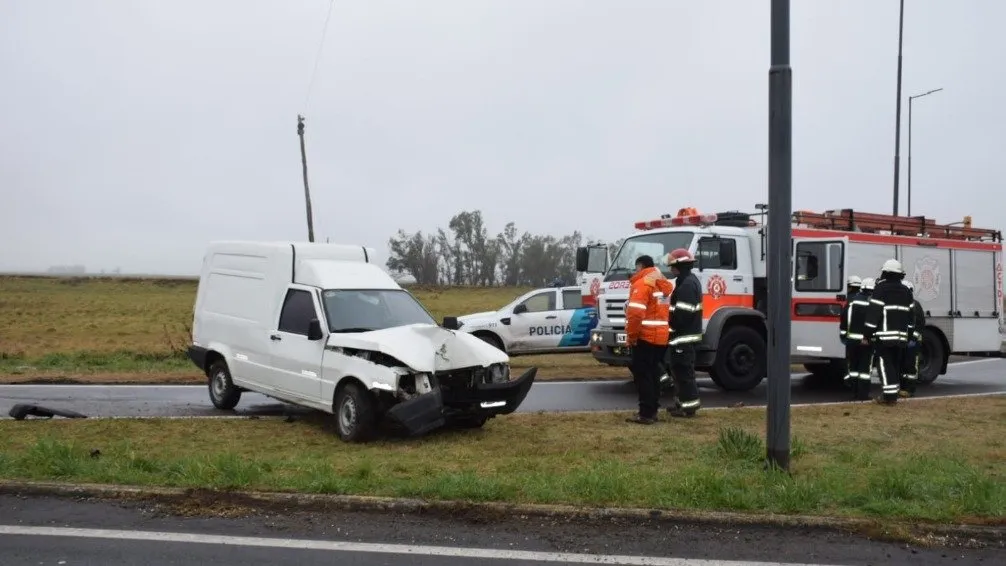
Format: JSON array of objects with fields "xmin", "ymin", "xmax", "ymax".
[{"xmin": 624, "ymin": 254, "xmax": 674, "ymax": 424}]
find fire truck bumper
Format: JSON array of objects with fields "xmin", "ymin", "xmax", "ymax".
[{"xmin": 589, "ymin": 328, "xmax": 633, "ymax": 366}]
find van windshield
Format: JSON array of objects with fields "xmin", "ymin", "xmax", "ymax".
[{"xmin": 321, "ymin": 289, "xmax": 437, "ymax": 333}]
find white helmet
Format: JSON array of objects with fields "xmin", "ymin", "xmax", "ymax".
[
  {"xmin": 861, "ymin": 277, "xmax": 876, "ymax": 291},
  {"xmin": 881, "ymin": 259, "xmax": 904, "ymax": 274},
  {"xmin": 847, "ymin": 275, "xmax": 862, "ymax": 287}
]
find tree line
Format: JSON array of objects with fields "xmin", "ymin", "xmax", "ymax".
[{"xmin": 386, "ymin": 210, "xmax": 623, "ymax": 287}]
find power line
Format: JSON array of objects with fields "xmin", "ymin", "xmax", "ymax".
[{"xmin": 303, "ymin": 0, "xmax": 335, "ymax": 112}]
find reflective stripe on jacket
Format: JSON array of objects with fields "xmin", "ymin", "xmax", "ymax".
[
  {"xmin": 625, "ymin": 266, "xmax": 674, "ymax": 346},
  {"xmin": 840, "ymin": 292, "xmax": 871, "ymax": 342}
]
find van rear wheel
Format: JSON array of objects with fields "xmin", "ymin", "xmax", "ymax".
[{"xmin": 208, "ymin": 360, "xmax": 241, "ymax": 410}]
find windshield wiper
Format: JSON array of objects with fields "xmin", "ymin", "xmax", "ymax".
[{"xmin": 330, "ymin": 327, "xmax": 375, "ymax": 333}]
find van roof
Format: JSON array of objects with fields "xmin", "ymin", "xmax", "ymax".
[{"xmin": 298, "ymin": 260, "xmax": 401, "ymax": 290}]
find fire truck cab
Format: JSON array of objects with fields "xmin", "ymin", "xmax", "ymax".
[{"xmin": 576, "ymin": 206, "xmax": 1003, "ymax": 392}]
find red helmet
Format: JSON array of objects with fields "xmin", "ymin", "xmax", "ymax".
[{"xmin": 666, "ymin": 248, "xmax": 695, "ymax": 265}]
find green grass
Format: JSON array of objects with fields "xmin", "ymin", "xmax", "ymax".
[
  {"xmin": 0, "ymin": 276, "xmax": 628, "ymax": 381},
  {"xmin": 2, "ymin": 396, "xmax": 1005, "ymax": 524}
]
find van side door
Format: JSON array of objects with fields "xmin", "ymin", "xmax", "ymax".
[
  {"xmin": 265, "ymin": 285, "xmax": 326, "ymax": 403},
  {"xmin": 556, "ymin": 287, "xmax": 598, "ymax": 350}
]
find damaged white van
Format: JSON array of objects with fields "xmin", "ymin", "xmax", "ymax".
[{"xmin": 186, "ymin": 241, "xmax": 537, "ymax": 442}]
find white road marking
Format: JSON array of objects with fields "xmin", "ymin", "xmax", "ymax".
[{"xmin": 0, "ymin": 525, "xmax": 840, "ymax": 566}]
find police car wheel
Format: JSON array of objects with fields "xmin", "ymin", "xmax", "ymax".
[{"xmin": 475, "ymin": 332, "xmax": 505, "ymax": 352}]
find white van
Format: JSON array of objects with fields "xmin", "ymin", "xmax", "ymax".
[{"xmin": 186, "ymin": 241, "xmax": 537, "ymax": 442}]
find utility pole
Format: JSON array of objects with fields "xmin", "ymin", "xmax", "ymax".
[
  {"xmin": 297, "ymin": 115, "xmax": 316, "ymax": 243},
  {"xmin": 907, "ymin": 87, "xmax": 943, "ymax": 217},
  {"xmin": 891, "ymin": 0, "xmax": 905, "ymax": 216},
  {"xmin": 766, "ymin": 0, "xmax": 793, "ymax": 472}
]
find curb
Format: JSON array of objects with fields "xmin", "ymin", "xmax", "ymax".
[{"xmin": 0, "ymin": 480, "xmax": 1003, "ymax": 548}]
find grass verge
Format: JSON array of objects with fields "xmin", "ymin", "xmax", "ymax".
[{"xmin": 1, "ymin": 396, "xmax": 1004, "ymax": 524}]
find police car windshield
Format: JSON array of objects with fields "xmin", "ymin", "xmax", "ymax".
[
  {"xmin": 604, "ymin": 232, "xmax": 695, "ymax": 282},
  {"xmin": 322, "ymin": 289, "xmax": 436, "ymax": 333}
]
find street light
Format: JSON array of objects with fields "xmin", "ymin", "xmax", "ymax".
[
  {"xmin": 891, "ymin": 0, "xmax": 905, "ymax": 216},
  {"xmin": 907, "ymin": 87, "xmax": 943, "ymax": 217}
]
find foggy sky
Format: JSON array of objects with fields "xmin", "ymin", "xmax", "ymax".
[{"xmin": 2, "ymin": 0, "xmax": 1003, "ymax": 275}]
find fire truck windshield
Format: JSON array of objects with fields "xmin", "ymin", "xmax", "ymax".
[{"xmin": 603, "ymin": 231, "xmax": 695, "ymax": 281}]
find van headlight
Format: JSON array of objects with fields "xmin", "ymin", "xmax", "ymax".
[{"xmin": 488, "ymin": 363, "xmax": 510, "ymax": 383}]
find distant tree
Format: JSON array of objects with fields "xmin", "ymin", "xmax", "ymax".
[{"xmin": 387, "ymin": 211, "xmax": 604, "ymax": 287}]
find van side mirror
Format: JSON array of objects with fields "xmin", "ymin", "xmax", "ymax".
[
  {"xmin": 307, "ymin": 318, "xmax": 324, "ymax": 341},
  {"xmin": 575, "ymin": 247, "xmax": 589, "ymax": 272},
  {"xmin": 513, "ymin": 304, "xmax": 528, "ymax": 315},
  {"xmin": 442, "ymin": 316, "xmax": 462, "ymax": 330}
]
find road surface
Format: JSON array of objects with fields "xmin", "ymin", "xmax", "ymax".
[
  {"xmin": 2, "ymin": 359, "xmax": 1004, "ymax": 419},
  {"xmin": 0, "ymin": 494, "xmax": 1001, "ymax": 565}
]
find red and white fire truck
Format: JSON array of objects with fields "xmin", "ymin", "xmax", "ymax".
[{"xmin": 576, "ymin": 205, "xmax": 1004, "ymax": 392}]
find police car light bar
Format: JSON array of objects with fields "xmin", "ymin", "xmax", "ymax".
[{"xmin": 634, "ymin": 213, "xmax": 718, "ymax": 230}]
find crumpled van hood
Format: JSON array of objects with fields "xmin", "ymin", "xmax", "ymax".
[
  {"xmin": 326, "ymin": 323, "xmax": 508, "ymax": 372},
  {"xmin": 457, "ymin": 311, "xmax": 496, "ymax": 322}
]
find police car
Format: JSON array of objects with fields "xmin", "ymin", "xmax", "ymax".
[{"xmin": 453, "ymin": 285, "xmax": 599, "ymax": 355}]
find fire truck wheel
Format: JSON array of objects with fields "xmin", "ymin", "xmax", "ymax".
[
  {"xmin": 712, "ymin": 325, "xmax": 766, "ymax": 391},
  {"xmin": 916, "ymin": 328, "xmax": 945, "ymax": 385}
]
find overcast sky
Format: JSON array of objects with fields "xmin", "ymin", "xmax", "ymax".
[{"xmin": 2, "ymin": 0, "xmax": 1003, "ymax": 275}]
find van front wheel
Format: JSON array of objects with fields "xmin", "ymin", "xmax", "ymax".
[
  {"xmin": 334, "ymin": 382, "xmax": 378, "ymax": 442},
  {"xmin": 208, "ymin": 360, "xmax": 241, "ymax": 410}
]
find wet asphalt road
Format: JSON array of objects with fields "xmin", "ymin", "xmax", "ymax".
[
  {"xmin": 1, "ymin": 359, "xmax": 1004, "ymax": 419},
  {"xmin": 0, "ymin": 494, "xmax": 1002, "ymax": 565}
]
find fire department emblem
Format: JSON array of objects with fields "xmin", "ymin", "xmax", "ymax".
[
  {"xmin": 589, "ymin": 277, "xmax": 601, "ymax": 299},
  {"xmin": 706, "ymin": 275, "xmax": 727, "ymax": 300},
  {"xmin": 912, "ymin": 256, "xmax": 942, "ymax": 303}
]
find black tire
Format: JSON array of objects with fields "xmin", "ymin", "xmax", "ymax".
[
  {"xmin": 712, "ymin": 326, "xmax": 766, "ymax": 391},
  {"xmin": 917, "ymin": 328, "xmax": 945, "ymax": 385},
  {"xmin": 208, "ymin": 360, "xmax": 241, "ymax": 410},
  {"xmin": 475, "ymin": 332, "xmax": 505, "ymax": 352},
  {"xmin": 333, "ymin": 381, "xmax": 378, "ymax": 442}
]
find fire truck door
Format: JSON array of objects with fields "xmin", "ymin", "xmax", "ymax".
[{"xmin": 791, "ymin": 236, "xmax": 849, "ymax": 359}]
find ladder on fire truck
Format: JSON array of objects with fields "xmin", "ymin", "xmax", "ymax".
[{"xmin": 792, "ymin": 209, "xmax": 1002, "ymax": 242}]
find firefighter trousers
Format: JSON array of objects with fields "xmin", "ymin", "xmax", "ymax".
[
  {"xmin": 875, "ymin": 343, "xmax": 906, "ymax": 402},
  {"xmin": 630, "ymin": 340, "xmax": 666, "ymax": 419},
  {"xmin": 669, "ymin": 343, "xmax": 700, "ymax": 413},
  {"xmin": 901, "ymin": 343, "xmax": 920, "ymax": 396},
  {"xmin": 845, "ymin": 343, "xmax": 873, "ymax": 401}
]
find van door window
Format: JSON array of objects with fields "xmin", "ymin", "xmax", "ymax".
[
  {"xmin": 519, "ymin": 291, "xmax": 556, "ymax": 313},
  {"xmin": 278, "ymin": 289, "xmax": 317, "ymax": 335}
]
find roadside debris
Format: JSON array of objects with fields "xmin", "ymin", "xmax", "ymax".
[{"xmin": 8, "ymin": 403, "xmax": 87, "ymax": 420}]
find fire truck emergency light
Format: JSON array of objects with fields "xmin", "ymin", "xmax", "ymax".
[{"xmin": 634, "ymin": 212, "xmax": 718, "ymax": 230}]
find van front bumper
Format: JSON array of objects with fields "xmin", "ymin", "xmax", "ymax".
[
  {"xmin": 187, "ymin": 346, "xmax": 209, "ymax": 371},
  {"xmin": 384, "ymin": 367, "xmax": 538, "ymax": 435}
]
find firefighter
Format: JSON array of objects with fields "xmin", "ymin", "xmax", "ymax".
[
  {"xmin": 863, "ymin": 260, "xmax": 915, "ymax": 405},
  {"xmin": 839, "ymin": 275, "xmax": 862, "ymax": 344},
  {"xmin": 860, "ymin": 277, "xmax": 878, "ymax": 379},
  {"xmin": 840, "ymin": 276, "xmax": 872, "ymax": 400},
  {"xmin": 665, "ymin": 248, "xmax": 703, "ymax": 418},
  {"xmin": 899, "ymin": 280, "xmax": 926, "ymax": 398},
  {"xmin": 624, "ymin": 254, "xmax": 674, "ymax": 424}
]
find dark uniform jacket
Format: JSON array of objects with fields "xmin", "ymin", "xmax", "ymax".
[
  {"xmin": 840, "ymin": 291, "xmax": 871, "ymax": 345},
  {"xmin": 864, "ymin": 277, "xmax": 914, "ymax": 345},
  {"xmin": 669, "ymin": 268, "xmax": 703, "ymax": 346}
]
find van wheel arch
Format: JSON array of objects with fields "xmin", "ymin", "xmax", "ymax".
[{"xmin": 333, "ymin": 377, "xmax": 379, "ymax": 442}]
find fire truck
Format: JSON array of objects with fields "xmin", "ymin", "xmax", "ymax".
[
  {"xmin": 576, "ymin": 205, "xmax": 1004, "ymax": 392},
  {"xmin": 574, "ymin": 243, "xmax": 610, "ymax": 308}
]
